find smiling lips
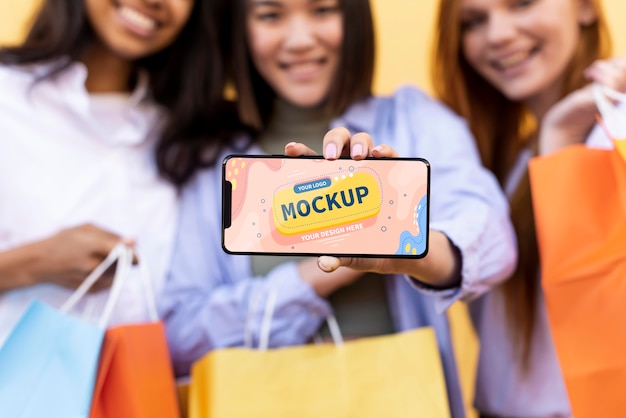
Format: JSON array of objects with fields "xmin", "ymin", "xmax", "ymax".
[
  {"xmin": 280, "ymin": 58, "xmax": 326, "ymax": 79},
  {"xmin": 493, "ymin": 49, "xmax": 536, "ymax": 71},
  {"xmin": 118, "ymin": 5, "xmax": 158, "ymax": 36}
]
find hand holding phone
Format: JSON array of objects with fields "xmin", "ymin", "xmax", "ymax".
[{"xmin": 282, "ymin": 133, "xmax": 461, "ymax": 289}]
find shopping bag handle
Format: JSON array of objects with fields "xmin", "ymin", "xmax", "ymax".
[
  {"xmin": 59, "ymin": 243, "xmax": 159, "ymax": 327},
  {"xmin": 136, "ymin": 248, "xmax": 159, "ymax": 322},
  {"xmin": 59, "ymin": 242, "xmax": 126, "ymax": 315},
  {"xmin": 255, "ymin": 288, "xmax": 344, "ymax": 351},
  {"xmin": 99, "ymin": 245, "xmax": 159, "ymax": 327},
  {"xmin": 592, "ymin": 83, "xmax": 626, "ymax": 139}
]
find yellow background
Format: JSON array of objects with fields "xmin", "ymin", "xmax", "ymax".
[
  {"xmin": 1, "ymin": 1, "xmax": 625, "ymax": 416},
  {"xmin": 2, "ymin": 0, "xmax": 625, "ymax": 94}
]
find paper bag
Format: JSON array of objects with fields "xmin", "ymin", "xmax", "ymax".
[
  {"xmin": 189, "ymin": 327, "xmax": 450, "ymax": 418},
  {"xmin": 0, "ymin": 301, "xmax": 104, "ymax": 418},
  {"xmin": 0, "ymin": 243, "xmax": 127, "ymax": 418},
  {"xmin": 529, "ymin": 84, "xmax": 626, "ymax": 417},
  {"xmin": 89, "ymin": 248, "xmax": 180, "ymax": 418}
]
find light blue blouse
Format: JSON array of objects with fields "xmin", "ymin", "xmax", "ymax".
[{"xmin": 158, "ymin": 86, "xmax": 517, "ymax": 417}]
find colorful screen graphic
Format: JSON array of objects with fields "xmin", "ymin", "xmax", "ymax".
[{"xmin": 222, "ymin": 156, "xmax": 429, "ymax": 257}]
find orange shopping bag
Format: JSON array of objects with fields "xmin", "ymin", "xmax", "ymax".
[
  {"xmin": 89, "ymin": 247, "xmax": 180, "ymax": 418},
  {"xmin": 528, "ymin": 84, "xmax": 626, "ymax": 418}
]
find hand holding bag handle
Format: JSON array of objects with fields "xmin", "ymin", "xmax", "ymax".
[
  {"xmin": 593, "ymin": 84, "xmax": 626, "ymax": 138},
  {"xmin": 592, "ymin": 83, "xmax": 626, "ymax": 166},
  {"xmin": 60, "ymin": 243, "xmax": 158, "ymax": 327},
  {"xmin": 59, "ymin": 242, "xmax": 131, "ymax": 324},
  {"xmin": 0, "ymin": 242, "xmax": 134, "ymax": 418}
]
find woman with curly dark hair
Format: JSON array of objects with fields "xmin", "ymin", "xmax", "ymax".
[{"xmin": 0, "ymin": 0, "xmax": 233, "ymax": 342}]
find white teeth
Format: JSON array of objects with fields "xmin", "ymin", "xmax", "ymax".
[
  {"xmin": 119, "ymin": 6, "xmax": 157, "ymax": 31},
  {"xmin": 498, "ymin": 51, "xmax": 530, "ymax": 69},
  {"xmin": 289, "ymin": 62, "xmax": 319, "ymax": 71}
]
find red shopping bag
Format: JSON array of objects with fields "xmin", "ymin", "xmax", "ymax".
[
  {"xmin": 89, "ymin": 247, "xmax": 180, "ymax": 418},
  {"xmin": 529, "ymin": 84, "xmax": 626, "ymax": 417}
]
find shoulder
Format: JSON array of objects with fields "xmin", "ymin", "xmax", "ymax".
[
  {"xmin": 0, "ymin": 64, "xmax": 37, "ymax": 89},
  {"xmin": 342, "ymin": 85, "xmax": 468, "ymax": 131},
  {"xmin": 0, "ymin": 65, "xmax": 47, "ymax": 116},
  {"xmin": 356, "ymin": 84, "xmax": 471, "ymax": 140},
  {"xmin": 341, "ymin": 85, "xmax": 479, "ymax": 160},
  {"xmin": 338, "ymin": 85, "xmax": 465, "ymax": 136},
  {"xmin": 0, "ymin": 59, "xmax": 66, "ymax": 81},
  {"xmin": 385, "ymin": 85, "xmax": 468, "ymax": 125},
  {"xmin": 0, "ymin": 62, "xmax": 69, "ymax": 105}
]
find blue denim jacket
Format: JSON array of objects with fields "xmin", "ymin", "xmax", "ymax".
[{"xmin": 159, "ymin": 86, "xmax": 517, "ymax": 418}]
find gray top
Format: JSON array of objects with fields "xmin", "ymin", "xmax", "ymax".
[{"xmin": 251, "ymin": 99, "xmax": 394, "ymax": 338}]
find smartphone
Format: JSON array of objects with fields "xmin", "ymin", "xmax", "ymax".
[{"xmin": 222, "ymin": 155, "xmax": 430, "ymax": 258}]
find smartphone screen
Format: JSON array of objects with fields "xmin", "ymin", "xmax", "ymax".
[{"xmin": 222, "ymin": 155, "xmax": 429, "ymax": 258}]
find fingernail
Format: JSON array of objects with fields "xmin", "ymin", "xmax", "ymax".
[
  {"xmin": 286, "ymin": 141, "xmax": 296, "ymax": 148},
  {"xmin": 373, "ymin": 145, "xmax": 383, "ymax": 153},
  {"xmin": 318, "ymin": 256, "xmax": 335, "ymax": 272},
  {"xmin": 325, "ymin": 143, "xmax": 337, "ymax": 159},
  {"xmin": 351, "ymin": 143, "xmax": 363, "ymax": 158}
]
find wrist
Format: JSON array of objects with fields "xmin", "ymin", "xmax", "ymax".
[
  {"xmin": 405, "ymin": 231, "xmax": 462, "ymax": 288},
  {"xmin": 299, "ymin": 270, "xmax": 338, "ymax": 297},
  {"xmin": 298, "ymin": 260, "xmax": 358, "ymax": 297}
]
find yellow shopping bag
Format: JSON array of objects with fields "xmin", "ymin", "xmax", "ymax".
[{"xmin": 189, "ymin": 326, "xmax": 450, "ymax": 418}]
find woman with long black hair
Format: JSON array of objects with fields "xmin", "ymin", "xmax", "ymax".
[{"xmin": 0, "ymin": 0, "xmax": 234, "ymax": 344}]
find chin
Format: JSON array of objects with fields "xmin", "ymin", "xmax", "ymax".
[
  {"xmin": 297, "ymin": 101, "xmax": 325, "ymax": 109},
  {"xmin": 501, "ymin": 91, "xmax": 528, "ymax": 102},
  {"xmin": 497, "ymin": 85, "xmax": 537, "ymax": 103},
  {"xmin": 287, "ymin": 96, "xmax": 326, "ymax": 109},
  {"xmin": 494, "ymin": 76, "xmax": 550, "ymax": 104},
  {"xmin": 115, "ymin": 47, "xmax": 154, "ymax": 62}
]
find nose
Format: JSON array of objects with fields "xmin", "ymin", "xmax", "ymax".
[
  {"xmin": 485, "ymin": 11, "xmax": 516, "ymax": 46},
  {"xmin": 283, "ymin": 15, "xmax": 315, "ymax": 51}
]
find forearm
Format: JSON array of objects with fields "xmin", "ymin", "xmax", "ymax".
[
  {"xmin": 406, "ymin": 207, "xmax": 517, "ymax": 313},
  {"xmin": 0, "ymin": 242, "xmax": 45, "ymax": 292},
  {"xmin": 160, "ymin": 261, "xmax": 332, "ymax": 377}
]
